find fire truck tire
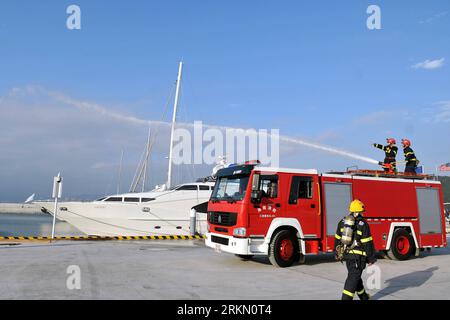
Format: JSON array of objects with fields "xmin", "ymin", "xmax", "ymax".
[
  {"xmin": 268, "ymin": 229, "xmax": 298, "ymax": 268},
  {"xmin": 235, "ymin": 254, "xmax": 254, "ymax": 260},
  {"xmin": 387, "ymin": 228, "xmax": 415, "ymax": 261}
]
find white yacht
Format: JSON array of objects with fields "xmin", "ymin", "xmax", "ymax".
[
  {"xmin": 39, "ymin": 182, "xmax": 214, "ymax": 236},
  {"xmin": 38, "ymin": 62, "xmax": 220, "ymax": 236}
]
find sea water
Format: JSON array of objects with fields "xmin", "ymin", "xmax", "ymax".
[{"xmin": 0, "ymin": 213, "xmax": 83, "ymax": 237}]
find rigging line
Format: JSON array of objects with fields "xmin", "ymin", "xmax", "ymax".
[
  {"xmin": 130, "ymin": 147, "xmax": 147, "ymax": 192},
  {"xmin": 178, "ymin": 82, "xmax": 196, "ymax": 183},
  {"xmin": 131, "ymin": 126, "xmax": 152, "ymax": 193},
  {"xmin": 147, "ymin": 84, "xmax": 175, "ymax": 156},
  {"xmin": 142, "ymin": 125, "xmax": 152, "ymax": 192},
  {"xmin": 131, "ymin": 130, "xmax": 151, "ymax": 192},
  {"xmin": 145, "ymin": 83, "xmax": 177, "ymax": 188},
  {"xmin": 131, "ymin": 135, "xmax": 152, "ymax": 192},
  {"xmin": 183, "ymin": 69, "xmax": 201, "ymax": 118},
  {"xmin": 145, "ymin": 137, "xmax": 153, "ymax": 190},
  {"xmin": 130, "ymin": 83, "xmax": 176, "ymax": 192}
]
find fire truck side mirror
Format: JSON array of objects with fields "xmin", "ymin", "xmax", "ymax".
[{"xmin": 251, "ymin": 173, "xmax": 261, "ymax": 204}]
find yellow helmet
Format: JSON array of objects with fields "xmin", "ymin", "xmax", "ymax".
[{"xmin": 349, "ymin": 199, "xmax": 365, "ymax": 213}]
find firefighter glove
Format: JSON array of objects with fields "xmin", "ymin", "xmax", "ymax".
[{"xmin": 335, "ymin": 244, "xmax": 345, "ymax": 262}]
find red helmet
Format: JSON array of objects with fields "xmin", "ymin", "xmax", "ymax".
[
  {"xmin": 402, "ymin": 139, "xmax": 411, "ymax": 147},
  {"xmin": 386, "ymin": 138, "xmax": 396, "ymax": 145}
]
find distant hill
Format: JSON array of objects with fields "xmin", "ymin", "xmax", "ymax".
[{"xmin": 438, "ymin": 176, "xmax": 450, "ymax": 204}]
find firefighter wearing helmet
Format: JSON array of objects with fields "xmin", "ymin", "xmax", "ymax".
[
  {"xmin": 334, "ymin": 200, "xmax": 376, "ymax": 300},
  {"xmin": 402, "ymin": 139, "xmax": 419, "ymax": 174},
  {"xmin": 373, "ymin": 138, "xmax": 398, "ymax": 172}
]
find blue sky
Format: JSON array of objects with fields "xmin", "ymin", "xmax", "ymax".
[{"xmin": 0, "ymin": 1, "xmax": 449, "ymax": 201}]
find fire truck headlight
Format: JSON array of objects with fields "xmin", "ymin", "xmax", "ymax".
[{"xmin": 233, "ymin": 227, "xmax": 246, "ymax": 237}]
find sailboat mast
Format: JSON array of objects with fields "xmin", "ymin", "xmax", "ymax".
[
  {"xmin": 142, "ymin": 125, "xmax": 152, "ymax": 192},
  {"xmin": 117, "ymin": 149, "xmax": 124, "ymax": 195},
  {"xmin": 167, "ymin": 61, "xmax": 183, "ymax": 190}
]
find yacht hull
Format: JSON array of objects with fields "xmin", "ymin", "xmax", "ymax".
[{"xmin": 38, "ymin": 199, "xmax": 209, "ymax": 236}]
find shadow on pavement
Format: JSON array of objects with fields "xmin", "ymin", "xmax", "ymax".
[
  {"xmin": 250, "ymin": 253, "xmax": 339, "ymax": 266},
  {"xmin": 372, "ymin": 266, "xmax": 438, "ymax": 300},
  {"xmin": 415, "ymin": 246, "xmax": 450, "ymax": 259},
  {"xmin": 250, "ymin": 251, "xmax": 388, "ymax": 267}
]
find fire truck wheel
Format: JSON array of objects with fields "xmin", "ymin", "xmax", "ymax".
[
  {"xmin": 387, "ymin": 228, "xmax": 415, "ymax": 261},
  {"xmin": 268, "ymin": 229, "xmax": 299, "ymax": 268},
  {"xmin": 235, "ymin": 254, "xmax": 254, "ymax": 260}
]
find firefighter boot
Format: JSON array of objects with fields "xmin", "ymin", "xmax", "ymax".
[
  {"xmin": 341, "ymin": 290, "xmax": 354, "ymax": 300},
  {"xmin": 356, "ymin": 278, "xmax": 370, "ymax": 300},
  {"xmin": 357, "ymin": 289, "xmax": 370, "ymax": 300}
]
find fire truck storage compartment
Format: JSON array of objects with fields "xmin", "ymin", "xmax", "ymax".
[
  {"xmin": 416, "ymin": 187, "xmax": 443, "ymax": 235},
  {"xmin": 305, "ymin": 240, "xmax": 319, "ymax": 254},
  {"xmin": 323, "ymin": 183, "xmax": 352, "ymax": 236}
]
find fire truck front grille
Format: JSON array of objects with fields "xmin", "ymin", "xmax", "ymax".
[
  {"xmin": 211, "ymin": 235, "xmax": 229, "ymax": 246},
  {"xmin": 208, "ymin": 212, "xmax": 237, "ymax": 227}
]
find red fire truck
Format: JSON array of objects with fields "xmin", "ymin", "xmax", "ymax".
[{"xmin": 205, "ymin": 161, "xmax": 447, "ymax": 267}]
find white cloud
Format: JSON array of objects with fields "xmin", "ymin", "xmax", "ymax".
[
  {"xmin": 353, "ymin": 111, "xmax": 391, "ymax": 125},
  {"xmin": 314, "ymin": 129, "xmax": 342, "ymax": 143},
  {"xmin": 91, "ymin": 162, "xmax": 118, "ymax": 170},
  {"xmin": 352, "ymin": 109, "xmax": 412, "ymax": 126},
  {"xmin": 432, "ymin": 101, "xmax": 450, "ymax": 123},
  {"xmin": 0, "ymin": 86, "xmax": 173, "ymax": 201},
  {"xmin": 412, "ymin": 58, "xmax": 445, "ymax": 70},
  {"xmin": 10, "ymin": 85, "xmax": 155, "ymax": 127},
  {"xmin": 420, "ymin": 11, "xmax": 448, "ymax": 24}
]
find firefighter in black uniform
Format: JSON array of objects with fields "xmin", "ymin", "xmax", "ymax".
[
  {"xmin": 334, "ymin": 200, "xmax": 376, "ymax": 300},
  {"xmin": 401, "ymin": 139, "xmax": 419, "ymax": 174},
  {"xmin": 373, "ymin": 138, "xmax": 398, "ymax": 172}
]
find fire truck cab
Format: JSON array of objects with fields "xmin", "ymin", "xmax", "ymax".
[{"xmin": 205, "ymin": 162, "xmax": 447, "ymax": 267}]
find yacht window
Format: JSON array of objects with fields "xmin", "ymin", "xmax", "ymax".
[
  {"xmin": 141, "ymin": 198, "xmax": 156, "ymax": 202},
  {"xmin": 124, "ymin": 197, "xmax": 139, "ymax": 202},
  {"xmin": 176, "ymin": 185, "xmax": 198, "ymax": 191},
  {"xmin": 96, "ymin": 197, "xmax": 106, "ymax": 201},
  {"xmin": 199, "ymin": 185, "xmax": 210, "ymax": 191},
  {"xmin": 105, "ymin": 197, "xmax": 123, "ymax": 202}
]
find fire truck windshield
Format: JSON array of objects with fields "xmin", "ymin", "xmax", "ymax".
[{"xmin": 211, "ymin": 175, "xmax": 250, "ymax": 202}]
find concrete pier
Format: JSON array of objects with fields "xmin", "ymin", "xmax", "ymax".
[
  {"xmin": 0, "ymin": 237, "xmax": 449, "ymax": 300},
  {"xmin": 0, "ymin": 203, "xmax": 42, "ymax": 214}
]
